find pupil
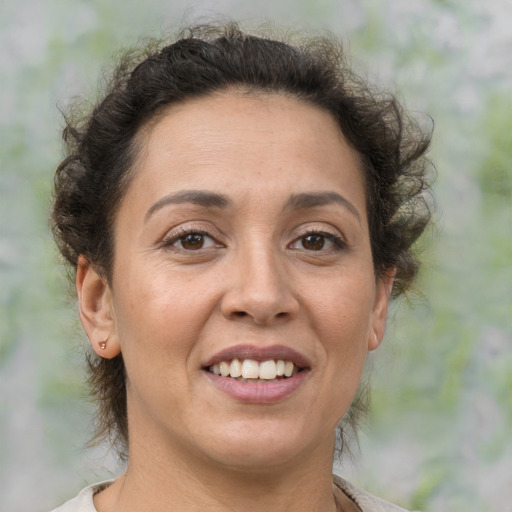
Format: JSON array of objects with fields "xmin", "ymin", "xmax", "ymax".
[
  {"xmin": 303, "ymin": 234, "xmax": 324, "ymax": 250},
  {"xmin": 182, "ymin": 233, "xmax": 204, "ymax": 249}
]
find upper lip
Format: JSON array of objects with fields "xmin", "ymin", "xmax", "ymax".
[{"xmin": 202, "ymin": 344, "xmax": 311, "ymax": 369}]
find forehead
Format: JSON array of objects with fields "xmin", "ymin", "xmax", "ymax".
[{"xmin": 128, "ymin": 90, "xmax": 366, "ymax": 212}]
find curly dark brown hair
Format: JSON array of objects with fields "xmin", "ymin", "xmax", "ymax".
[{"xmin": 51, "ymin": 22, "xmax": 433, "ymax": 460}]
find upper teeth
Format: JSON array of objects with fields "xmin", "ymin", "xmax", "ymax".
[{"xmin": 210, "ymin": 359, "xmax": 297, "ymax": 380}]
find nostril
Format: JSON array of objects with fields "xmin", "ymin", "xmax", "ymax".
[{"xmin": 229, "ymin": 310, "xmax": 291, "ymax": 322}]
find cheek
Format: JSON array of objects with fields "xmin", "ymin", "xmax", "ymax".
[
  {"xmin": 113, "ymin": 264, "xmax": 219, "ymax": 360},
  {"xmin": 308, "ymin": 273, "xmax": 375, "ymax": 374},
  {"xmin": 312, "ymin": 272, "xmax": 375, "ymax": 335}
]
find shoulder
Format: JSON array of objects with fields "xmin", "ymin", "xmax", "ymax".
[
  {"xmin": 333, "ymin": 475, "xmax": 419, "ymax": 512},
  {"xmin": 52, "ymin": 476, "xmax": 415, "ymax": 512},
  {"xmin": 49, "ymin": 480, "xmax": 114, "ymax": 512}
]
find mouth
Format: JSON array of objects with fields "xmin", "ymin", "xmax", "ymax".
[
  {"xmin": 202, "ymin": 344, "xmax": 310, "ymax": 399},
  {"xmin": 207, "ymin": 358, "xmax": 301, "ymax": 382}
]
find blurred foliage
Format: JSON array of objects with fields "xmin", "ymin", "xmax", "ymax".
[{"xmin": 1, "ymin": 1, "xmax": 510, "ymax": 511}]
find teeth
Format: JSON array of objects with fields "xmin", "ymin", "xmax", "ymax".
[
  {"xmin": 230, "ymin": 359, "xmax": 242, "ymax": 378},
  {"xmin": 209, "ymin": 359, "xmax": 300, "ymax": 380},
  {"xmin": 284, "ymin": 361, "xmax": 294, "ymax": 377},
  {"xmin": 259, "ymin": 360, "xmax": 277, "ymax": 380},
  {"xmin": 241, "ymin": 359, "xmax": 259, "ymax": 379},
  {"xmin": 220, "ymin": 362, "xmax": 230, "ymax": 377}
]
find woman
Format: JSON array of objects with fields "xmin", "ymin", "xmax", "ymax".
[{"xmin": 50, "ymin": 22, "xmax": 432, "ymax": 512}]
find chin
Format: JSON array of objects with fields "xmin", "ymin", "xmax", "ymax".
[{"xmin": 197, "ymin": 419, "xmax": 324, "ymax": 471}]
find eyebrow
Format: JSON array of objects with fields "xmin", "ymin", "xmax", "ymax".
[
  {"xmin": 145, "ymin": 189, "xmax": 361, "ymax": 224},
  {"xmin": 145, "ymin": 190, "xmax": 232, "ymax": 221},
  {"xmin": 284, "ymin": 192, "xmax": 361, "ymax": 223}
]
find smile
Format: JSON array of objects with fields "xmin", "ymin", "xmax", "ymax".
[
  {"xmin": 209, "ymin": 359, "xmax": 300, "ymax": 381},
  {"xmin": 202, "ymin": 345, "xmax": 310, "ymax": 403}
]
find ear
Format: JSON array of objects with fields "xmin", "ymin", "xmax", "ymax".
[
  {"xmin": 368, "ymin": 269, "xmax": 395, "ymax": 351},
  {"xmin": 76, "ymin": 255, "xmax": 121, "ymax": 359}
]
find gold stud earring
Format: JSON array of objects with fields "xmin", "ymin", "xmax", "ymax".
[{"xmin": 99, "ymin": 339, "xmax": 108, "ymax": 350}]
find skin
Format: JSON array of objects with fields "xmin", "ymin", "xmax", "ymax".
[{"xmin": 76, "ymin": 91, "xmax": 394, "ymax": 512}]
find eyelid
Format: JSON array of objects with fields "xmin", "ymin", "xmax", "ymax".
[
  {"xmin": 160, "ymin": 222, "xmax": 225, "ymax": 248},
  {"xmin": 288, "ymin": 225, "xmax": 347, "ymax": 250},
  {"xmin": 293, "ymin": 223, "xmax": 346, "ymax": 240}
]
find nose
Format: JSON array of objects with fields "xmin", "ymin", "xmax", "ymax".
[{"xmin": 220, "ymin": 245, "xmax": 299, "ymax": 325}]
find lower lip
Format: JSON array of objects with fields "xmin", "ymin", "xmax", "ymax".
[{"xmin": 203, "ymin": 370, "xmax": 309, "ymax": 404}]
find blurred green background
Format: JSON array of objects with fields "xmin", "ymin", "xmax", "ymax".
[{"xmin": 0, "ymin": 1, "xmax": 510, "ymax": 511}]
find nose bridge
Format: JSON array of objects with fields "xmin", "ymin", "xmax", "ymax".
[{"xmin": 222, "ymin": 233, "xmax": 298, "ymax": 324}]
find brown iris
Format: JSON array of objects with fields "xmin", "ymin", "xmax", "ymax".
[
  {"xmin": 180, "ymin": 233, "xmax": 205, "ymax": 250},
  {"xmin": 302, "ymin": 234, "xmax": 325, "ymax": 250}
]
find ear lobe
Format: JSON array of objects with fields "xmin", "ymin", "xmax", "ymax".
[
  {"xmin": 76, "ymin": 255, "xmax": 121, "ymax": 359},
  {"xmin": 368, "ymin": 269, "xmax": 395, "ymax": 351}
]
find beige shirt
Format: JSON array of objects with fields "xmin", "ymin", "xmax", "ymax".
[{"xmin": 50, "ymin": 475, "xmax": 416, "ymax": 512}]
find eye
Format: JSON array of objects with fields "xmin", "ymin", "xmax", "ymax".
[
  {"xmin": 301, "ymin": 233, "xmax": 326, "ymax": 251},
  {"xmin": 177, "ymin": 233, "xmax": 209, "ymax": 250},
  {"xmin": 163, "ymin": 229, "xmax": 220, "ymax": 251},
  {"xmin": 289, "ymin": 231, "xmax": 345, "ymax": 251}
]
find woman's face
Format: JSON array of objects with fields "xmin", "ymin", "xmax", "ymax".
[{"xmin": 85, "ymin": 91, "xmax": 392, "ymax": 470}]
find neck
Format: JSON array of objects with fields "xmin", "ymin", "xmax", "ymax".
[{"xmin": 95, "ymin": 432, "xmax": 340, "ymax": 512}]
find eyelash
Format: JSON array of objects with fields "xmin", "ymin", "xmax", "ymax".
[
  {"xmin": 160, "ymin": 227, "xmax": 346, "ymax": 253},
  {"xmin": 289, "ymin": 229, "xmax": 346, "ymax": 252},
  {"xmin": 161, "ymin": 226, "xmax": 223, "ymax": 251}
]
